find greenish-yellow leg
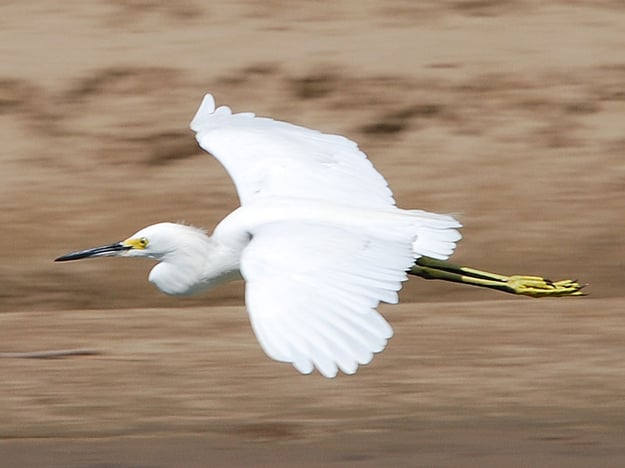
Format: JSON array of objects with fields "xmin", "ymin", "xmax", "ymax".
[{"xmin": 410, "ymin": 257, "xmax": 585, "ymax": 297}]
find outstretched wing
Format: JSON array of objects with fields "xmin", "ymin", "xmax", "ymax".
[
  {"xmin": 240, "ymin": 221, "xmax": 418, "ymax": 377},
  {"xmin": 190, "ymin": 94, "xmax": 395, "ymax": 207}
]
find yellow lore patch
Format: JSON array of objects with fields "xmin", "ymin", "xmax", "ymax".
[{"xmin": 122, "ymin": 237, "xmax": 149, "ymax": 250}]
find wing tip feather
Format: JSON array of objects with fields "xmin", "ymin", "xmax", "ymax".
[{"xmin": 190, "ymin": 93, "xmax": 216, "ymax": 131}]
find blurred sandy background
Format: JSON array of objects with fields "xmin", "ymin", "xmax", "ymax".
[{"xmin": 1, "ymin": 1, "xmax": 624, "ymax": 466}]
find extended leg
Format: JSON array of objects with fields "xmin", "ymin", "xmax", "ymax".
[{"xmin": 410, "ymin": 256, "xmax": 585, "ymax": 297}]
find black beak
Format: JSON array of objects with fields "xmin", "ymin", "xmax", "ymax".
[{"xmin": 55, "ymin": 242, "xmax": 130, "ymax": 262}]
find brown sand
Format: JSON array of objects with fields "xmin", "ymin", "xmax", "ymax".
[{"xmin": 1, "ymin": 1, "xmax": 624, "ymax": 466}]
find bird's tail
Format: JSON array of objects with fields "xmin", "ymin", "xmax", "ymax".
[{"xmin": 407, "ymin": 210, "xmax": 462, "ymax": 260}]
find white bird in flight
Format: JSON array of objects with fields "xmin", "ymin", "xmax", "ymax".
[{"xmin": 56, "ymin": 94, "xmax": 583, "ymax": 378}]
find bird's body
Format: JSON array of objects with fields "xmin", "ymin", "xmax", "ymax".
[
  {"xmin": 125, "ymin": 195, "xmax": 460, "ymax": 378},
  {"xmin": 56, "ymin": 93, "xmax": 583, "ymax": 378},
  {"xmin": 141, "ymin": 198, "xmax": 460, "ymax": 297}
]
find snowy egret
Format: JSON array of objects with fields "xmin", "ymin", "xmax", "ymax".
[{"xmin": 56, "ymin": 94, "xmax": 583, "ymax": 377}]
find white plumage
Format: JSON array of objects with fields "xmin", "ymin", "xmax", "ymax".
[
  {"xmin": 56, "ymin": 93, "xmax": 462, "ymax": 378},
  {"xmin": 193, "ymin": 94, "xmax": 461, "ymax": 377},
  {"xmin": 190, "ymin": 94, "xmax": 396, "ymax": 208}
]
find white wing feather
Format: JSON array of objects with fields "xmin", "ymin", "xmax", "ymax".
[
  {"xmin": 240, "ymin": 222, "xmax": 418, "ymax": 377},
  {"xmin": 190, "ymin": 94, "xmax": 462, "ymax": 377},
  {"xmin": 190, "ymin": 94, "xmax": 395, "ymax": 207}
]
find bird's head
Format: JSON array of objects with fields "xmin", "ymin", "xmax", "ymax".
[
  {"xmin": 55, "ymin": 222, "xmax": 193, "ymax": 262},
  {"xmin": 56, "ymin": 222, "xmax": 218, "ymax": 296}
]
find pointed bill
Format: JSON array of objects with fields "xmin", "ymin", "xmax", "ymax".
[{"xmin": 55, "ymin": 242, "xmax": 129, "ymax": 262}]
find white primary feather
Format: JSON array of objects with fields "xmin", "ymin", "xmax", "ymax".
[
  {"xmin": 240, "ymin": 222, "xmax": 416, "ymax": 377},
  {"xmin": 190, "ymin": 94, "xmax": 395, "ymax": 207}
]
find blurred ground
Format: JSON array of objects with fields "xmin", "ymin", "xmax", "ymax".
[
  {"xmin": 1, "ymin": 0, "xmax": 624, "ymax": 466},
  {"xmin": 1, "ymin": 301, "xmax": 624, "ymax": 467}
]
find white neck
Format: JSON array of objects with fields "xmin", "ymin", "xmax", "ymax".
[{"xmin": 148, "ymin": 229, "xmax": 242, "ymax": 296}]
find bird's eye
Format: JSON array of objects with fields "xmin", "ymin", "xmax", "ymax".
[{"xmin": 139, "ymin": 237, "xmax": 149, "ymax": 248}]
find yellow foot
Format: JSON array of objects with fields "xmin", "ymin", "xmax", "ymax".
[
  {"xmin": 411, "ymin": 257, "xmax": 587, "ymax": 297},
  {"xmin": 506, "ymin": 276, "xmax": 586, "ymax": 297}
]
